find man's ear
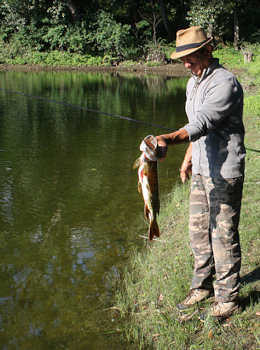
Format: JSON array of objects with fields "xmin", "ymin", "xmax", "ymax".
[{"xmin": 205, "ymin": 44, "xmax": 213, "ymax": 56}]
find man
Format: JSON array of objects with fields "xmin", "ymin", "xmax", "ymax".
[{"xmin": 156, "ymin": 26, "xmax": 245, "ymax": 318}]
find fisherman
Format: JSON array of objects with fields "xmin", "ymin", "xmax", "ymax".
[{"xmin": 155, "ymin": 26, "xmax": 245, "ymax": 318}]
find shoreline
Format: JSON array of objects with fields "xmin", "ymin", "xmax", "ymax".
[{"xmin": 0, "ymin": 63, "xmax": 189, "ymax": 77}]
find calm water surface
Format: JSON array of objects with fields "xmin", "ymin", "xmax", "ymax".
[{"xmin": 0, "ymin": 71, "xmax": 187, "ymax": 349}]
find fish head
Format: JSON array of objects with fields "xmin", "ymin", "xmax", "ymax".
[{"xmin": 140, "ymin": 135, "xmax": 158, "ymax": 161}]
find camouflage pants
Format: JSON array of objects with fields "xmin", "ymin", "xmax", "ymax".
[{"xmin": 189, "ymin": 174, "xmax": 244, "ymax": 302}]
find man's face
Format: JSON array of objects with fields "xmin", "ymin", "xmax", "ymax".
[{"xmin": 180, "ymin": 51, "xmax": 207, "ymax": 77}]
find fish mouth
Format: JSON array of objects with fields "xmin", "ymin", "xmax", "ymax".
[
  {"xmin": 140, "ymin": 135, "xmax": 158, "ymax": 161},
  {"xmin": 143, "ymin": 135, "xmax": 157, "ymax": 151}
]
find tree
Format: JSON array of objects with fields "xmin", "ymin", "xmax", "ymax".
[
  {"xmin": 186, "ymin": 0, "xmax": 226, "ymax": 37},
  {"xmin": 86, "ymin": 10, "xmax": 133, "ymax": 59},
  {"xmin": 138, "ymin": 1, "xmax": 162, "ymax": 45},
  {"xmin": 158, "ymin": 0, "xmax": 172, "ymax": 40},
  {"xmin": 186, "ymin": 0, "xmax": 260, "ymax": 48}
]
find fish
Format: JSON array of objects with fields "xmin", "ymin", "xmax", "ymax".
[{"xmin": 133, "ymin": 135, "xmax": 160, "ymax": 241}]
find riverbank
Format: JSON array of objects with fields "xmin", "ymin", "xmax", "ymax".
[
  {"xmin": 113, "ymin": 63, "xmax": 260, "ymax": 347},
  {"xmin": 0, "ymin": 62, "xmax": 189, "ymax": 77}
]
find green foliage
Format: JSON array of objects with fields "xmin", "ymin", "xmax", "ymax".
[
  {"xmin": 144, "ymin": 39, "xmax": 167, "ymax": 64},
  {"xmin": 118, "ymin": 59, "xmax": 137, "ymax": 66},
  {"xmin": 186, "ymin": 0, "xmax": 228, "ymax": 36},
  {"xmin": 0, "ymin": 31, "xmax": 31, "ymax": 60},
  {"xmin": 40, "ymin": 23, "xmax": 88, "ymax": 53},
  {"xmin": 250, "ymin": 29, "xmax": 260, "ymax": 43},
  {"xmin": 136, "ymin": 19, "xmax": 150, "ymax": 31},
  {"xmin": 4, "ymin": 50, "xmax": 103, "ymax": 67},
  {"xmin": 0, "ymin": 0, "xmax": 90, "ymax": 53},
  {"xmin": 40, "ymin": 1, "xmax": 89, "ymax": 53},
  {"xmin": 0, "ymin": 0, "xmax": 49, "ymax": 36},
  {"xmin": 0, "ymin": 1, "xmax": 259, "ymax": 64},
  {"xmin": 45, "ymin": 0, "xmax": 70, "ymax": 24},
  {"xmin": 63, "ymin": 25, "xmax": 88, "ymax": 54},
  {"xmin": 86, "ymin": 10, "xmax": 136, "ymax": 60},
  {"xmin": 135, "ymin": 19, "xmax": 152, "ymax": 45},
  {"xmin": 0, "ymin": 0, "xmax": 28, "ymax": 31},
  {"xmin": 214, "ymin": 46, "xmax": 244, "ymax": 66},
  {"xmin": 213, "ymin": 44, "xmax": 260, "ymax": 88},
  {"xmin": 41, "ymin": 24, "xmax": 66, "ymax": 50}
]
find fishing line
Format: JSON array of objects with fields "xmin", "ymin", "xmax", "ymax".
[{"xmin": 0, "ymin": 88, "xmax": 172, "ymax": 131}]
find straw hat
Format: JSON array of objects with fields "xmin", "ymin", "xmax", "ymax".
[{"xmin": 171, "ymin": 26, "xmax": 213, "ymax": 60}]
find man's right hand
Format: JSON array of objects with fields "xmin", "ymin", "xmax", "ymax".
[{"xmin": 156, "ymin": 135, "xmax": 168, "ymax": 160}]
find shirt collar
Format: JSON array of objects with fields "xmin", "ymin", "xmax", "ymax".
[{"xmin": 192, "ymin": 58, "xmax": 220, "ymax": 83}]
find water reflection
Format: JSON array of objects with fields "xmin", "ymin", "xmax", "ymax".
[{"xmin": 0, "ymin": 71, "xmax": 187, "ymax": 349}]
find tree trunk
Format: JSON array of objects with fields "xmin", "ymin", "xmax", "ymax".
[
  {"xmin": 138, "ymin": 8, "xmax": 162, "ymax": 46},
  {"xmin": 207, "ymin": 22, "xmax": 213, "ymax": 38},
  {"xmin": 67, "ymin": 0, "xmax": 79, "ymax": 21},
  {"xmin": 158, "ymin": 0, "xmax": 172, "ymax": 40},
  {"xmin": 234, "ymin": 10, "xmax": 239, "ymax": 50},
  {"xmin": 242, "ymin": 50, "xmax": 253, "ymax": 63}
]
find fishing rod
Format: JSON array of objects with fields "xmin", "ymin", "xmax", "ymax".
[{"xmin": 0, "ymin": 88, "xmax": 172, "ymax": 131}]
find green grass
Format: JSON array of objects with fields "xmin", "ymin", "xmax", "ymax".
[
  {"xmin": 113, "ymin": 55, "xmax": 260, "ymax": 349},
  {"xmin": 215, "ymin": 45, "xmax": 260, "ymax": 89},
  {"xmin": 214, "ymin": 46, "xmax": 244, "ymax": 66},
  {"xmin": 0, "ymin": 49, "xmax": 106, "ymax": 66}
]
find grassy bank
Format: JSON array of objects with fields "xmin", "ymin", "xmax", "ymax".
[{"xmin": 113, "ymin": 51, "xmax": 260, "ymax": 348}]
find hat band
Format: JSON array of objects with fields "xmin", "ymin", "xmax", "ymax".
[{"xmin": 176, "ymin": 39, "xmax": 208, "ymax": 53}]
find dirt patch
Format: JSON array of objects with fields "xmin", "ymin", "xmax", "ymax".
[{"xmin": 0, "ymin": 63, "xmax": 189, "ymax": 77}]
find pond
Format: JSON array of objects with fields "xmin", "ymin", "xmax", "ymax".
[{"xmin": 0, "ymin": 70, "xmax": 188, "ymax": 349}]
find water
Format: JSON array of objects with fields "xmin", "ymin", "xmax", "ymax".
[{"xmin": 0, "ymin": 71, "xmax": 188, "ymax": 349}]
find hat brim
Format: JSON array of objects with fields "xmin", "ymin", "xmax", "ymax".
[{"xmin": 170, "ymin": 37, "xmax": 213, "ymax": 60}]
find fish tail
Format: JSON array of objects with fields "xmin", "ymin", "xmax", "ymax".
[{"xmin": 149, "ymin": 219, "xmax": 160, "ymax": 241}]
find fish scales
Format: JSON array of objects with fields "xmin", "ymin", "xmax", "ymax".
[{"xmin": 135, "ymin": 152, "xmax": 160, "ymax": 241}]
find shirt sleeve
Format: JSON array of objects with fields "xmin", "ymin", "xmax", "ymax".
[{"xmin": 184, "ymin": 77, "xmax": 243, "ymax": 142}]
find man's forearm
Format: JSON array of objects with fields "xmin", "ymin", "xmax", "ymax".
[
  {"xmin": 157, "ymin": 128, "xmax": 189, "ymax": 146},
  {"xmin": 180, "ymin": 142, "xmax": 192, "ymax": 183},
  {"xmin": 182, "ymin": 142, "xmax": 192, "ymax": 164}
]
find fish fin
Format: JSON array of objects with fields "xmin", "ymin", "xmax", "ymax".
[
  {"xmin": 149, "ymin": 219, "xmax": 160, "ymax": 241},
  {"xmin": 144, "ymin": 204, "xmax": 150, "ymax": 220},
  {"xmin": 133, "ymin": 156, "xmax": 141, "ymax": 169},
  {"xmin": 138, "ymin": 181, "xmax": 142, "ymax": 194}
]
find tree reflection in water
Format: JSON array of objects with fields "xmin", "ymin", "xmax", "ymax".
[{"xmin": 0, "ymin": 71, "xmax": 187, "ymax": 349}]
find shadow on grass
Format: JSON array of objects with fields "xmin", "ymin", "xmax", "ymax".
[
  {"xmin": 241, "ymin": 266, "xmax": 260, "ymax": 285},
  {"xmin": 240, "ymin": 290, "xmax": 260, "ymax": 310},
  {"xmin": 240, "ymin": 267, "xmax": 260, "ymax": 310}
]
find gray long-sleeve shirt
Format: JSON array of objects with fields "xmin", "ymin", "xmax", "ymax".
[{"xmin": 183, "ymin": 58, "xmax": 246, "ymax": 178}]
